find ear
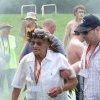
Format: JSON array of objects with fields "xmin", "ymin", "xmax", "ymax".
[{"xmin": 96, "ymin": 26, "xmax": 100, "ymax": 31}]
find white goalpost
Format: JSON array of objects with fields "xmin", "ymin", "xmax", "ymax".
[
  {"xmin": 41, "ymin": 4, "xmax": 57, "ymax": 16},
  {"xmin": 21, "ymin": 4, "xmax": 37, "ymax": 17}
]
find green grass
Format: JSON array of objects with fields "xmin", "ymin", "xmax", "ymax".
[
  {"xmin": 0, "ymin": 13, "xmax": 74, "ymax": 39},
  {"xmin": 0, "ymin": 13, "xmax": 74, "ymax": 58}
]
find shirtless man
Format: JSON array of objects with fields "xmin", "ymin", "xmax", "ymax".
[
  {"xmin": 64, "ymin": 5, "xmax": 86, "ymax": 50},
  {"xmin": 67, "ymin": 31, "xmax": 85, "ymax": 100},
  {"xmin": 68, "ymin": 32, "xmax": 85, "ymax": 64}
]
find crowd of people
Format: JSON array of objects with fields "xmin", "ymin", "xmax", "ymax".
[{"xmin": 0, "ymin": 4, "xmax": 100, "ymax": 100}]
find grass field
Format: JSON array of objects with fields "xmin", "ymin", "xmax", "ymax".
[
  {"xmin": 0, "ymin": 13, "xmax": 74, "ymax": 60},
  {"xmin": 0, "ymin": 14, "xmax": 75, "ymax": 38}
]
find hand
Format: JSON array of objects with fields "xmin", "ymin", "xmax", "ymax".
[{"xmin": 47, "ymin": 87, "xmax": 62, "ymax": 98}]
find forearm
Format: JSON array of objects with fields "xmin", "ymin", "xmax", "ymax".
[
  {"xmin": 12, "ymin": 88, "xmax": 21, "ymax": 100},
  {"xmin": 60, "ymin": 69, "xmax": 78, "ymax": 91},
  {"xmin": 19, "ymin": 42, "xmax": 30, "ymax": 62},
  {"xmin": 63, "ymin": 78, "xmax": 78, "ymax": 92},
  {"xmin": 64, "ymin": 37, "xmax": 67, "ymax": 49},
  {"xmin": 71, "ymin": 61, "xmax": 80, "ymax": 74},
  {"xmin": 63, "ymin": 33, "xmax": 69, "ymax": 49},
  {"xmin": 50, "ymin": 36, "xmax": 66, "ymax": 55}
]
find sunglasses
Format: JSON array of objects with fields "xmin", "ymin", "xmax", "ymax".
[{"xmin": 31, "ymin": 41, "xmax": 43, "ymax": 46}]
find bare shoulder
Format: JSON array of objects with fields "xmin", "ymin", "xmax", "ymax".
[
  {"xmin": 69, "ymin": 39, "xmax": 84, "ymax": 48},
  {"xmin": 67, "ymin": 19, "xmax": 76, "ymax": 26},
  {"xmin": 68, "ymin": 39, "xmax": 84, "ymax": 63},
  {"xmin": 68, "ymin": 39, "xmax": 84, "ymax": 54}
]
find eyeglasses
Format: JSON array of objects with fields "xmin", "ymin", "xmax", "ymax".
[{"xmin": 31, "ymin": 41, "xmax": 44, "ymax": 46}]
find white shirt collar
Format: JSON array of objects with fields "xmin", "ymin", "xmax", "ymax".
[{"xmin": 24, "ymin": 49, "xmax": 53, "ymax": 62}]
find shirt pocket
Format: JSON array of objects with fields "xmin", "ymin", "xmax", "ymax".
[
  {"xmin": 26, "ymin": 76, "xmax": 33, "ymax": 84},
  {"xmin": 26, "ymin": 72, "xmax": 36, "ymax": 86}
]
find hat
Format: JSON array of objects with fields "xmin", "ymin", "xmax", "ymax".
[
  {"xmin": 30, "ymin": 28, "xmax": 53, "ymax": 43},
  {"xmin": 25, "ymin": 12, "xmax": 38, "ymax": 21},
  {"xmin": 0, "ymin": 24, "xmax": 12, "ymax": 29},
  {"xmin": 74, "ymin": 14, "xmax": 100, "ymax": 33},
  {"xmin": 32, "ymin": 28, "xmax": 50, "ymax": 39}
]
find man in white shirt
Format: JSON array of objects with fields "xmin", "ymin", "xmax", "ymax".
[
  {"xmin": 12, "ymin": 29, "xmax": 77, "ymax": 100},
  {"xmin": 73, "ymin": 14, "xmax": 100, "ymax": 100}
]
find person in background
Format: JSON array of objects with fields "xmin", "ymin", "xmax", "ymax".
[
  {"xmin": 64, "ymin": 4, "xmax": 86, "ymax": 51},
  {"xmin": 42, "ymin": 19, "xmax": 65, "ymax": 54},
  {"xmin": 20, "ymin": 12, "xmax": 38, "ymax": 43},
  {"xmin": 0, "ymin": 24, "xmax": 17, "ymax": 95},
  {"xmin": 42, "ymin": 18, "xmax": 56, "ymax": 34},
  {"xmin": 19, "ymin": 18, "xmax": 65, "ymax": 61},
  {"xmin": 67, "ymin": 30, "xmax": 85, "ymax": 100},
  {"xmin": 73, "ymin": 14, "xmax": 100, "ymax": 100},
  {"xmin": 11, "ymin": 28, "xmax": 78, "ymax": 100},
  {"xmin": 68, "ymin": 30, "xmax": 85, "ymax": 64}
]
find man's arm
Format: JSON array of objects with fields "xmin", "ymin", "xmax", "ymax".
[
  {"xmin": 50, "ymin": 35, "xmax": 66, "ymax": 56},
  {"xmin": 63, "ymin": 23, "xmax": 71, "ymax": 49},
  {"xmin": 12, "ymin": 88, "xmax": 21, "ymax": 100},
  {"xmin": 71, "ymin": 61, "xmax": 81, "ymax": 74},
  {"xmin": 60, "ymin": 69, "xmax": 78, "ymax": 91},
  {"xmin": 68, "ymin": 43, "xmax": 83, "ymax": 64},
  {"xmin": 19, "ymin": 42, "xmax": 32, "ymax": 62},
  {"xmin": 48, "ymin": 69, "xmax": 78, "ymax": 98}
]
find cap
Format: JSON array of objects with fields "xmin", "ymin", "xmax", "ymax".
[
  {"xmin": 74, "ymin": 14, "xmax": 100, "ymax": 33},
  {"xmin": 25, "ymin": 12, "xmax": 38, "ymax": 21},
  {"xmin": 32, "ymin": 28, "xmax": 50, "ymax": 39},
  {"xmin": 0, "ymin": 24, "xmax": 12, "ymax": 29}
]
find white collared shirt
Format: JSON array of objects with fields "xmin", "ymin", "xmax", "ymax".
[
  {"xmin": 12, "ymin": 50, "xmax": 76, "ymax": 100},
  {"xmin": 79, "ymin": 43, "xmax": 100, "ymax": 100}
]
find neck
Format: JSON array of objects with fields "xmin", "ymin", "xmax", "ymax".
[
  {"xmin": 74, "ymin": 35, "xmax": 84, "ymax": 42},
  {"xmin": 35, "ymin": 53, "xmax": 46, "ymax": 63},
  {"xmin": 90, "ymin": 40, "xmax": 100, "ymax": 46},
  {"xmin": 75, "ymin": 17, "xmax": 82, "ymax": 24}
]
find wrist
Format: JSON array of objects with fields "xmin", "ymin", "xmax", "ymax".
[{"xmin": 59, "ymin": 86, "xmax": 63, "ymax": 94}]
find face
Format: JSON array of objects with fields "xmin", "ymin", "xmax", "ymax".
[
  {"xmin": 25, "ymin": 18, "xmax": 36, "ymax": 26},
  {"xmin": 81, "ymin": 27, "xmax": 100, "ymax": 45},
  {"xmin": 48, "ymin": 25, "xmax": 56, "ymax": 34},
  {"xmin": 1, "ymin": 27, "xmax": 11, "ymax": 36},
  {"xmin": 31, "ymin": 38, "xmax": 50, "ymax": 57},
  {"xmin": 75, "ymin": 8, "xmax": 85, "ymax": 20}
]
